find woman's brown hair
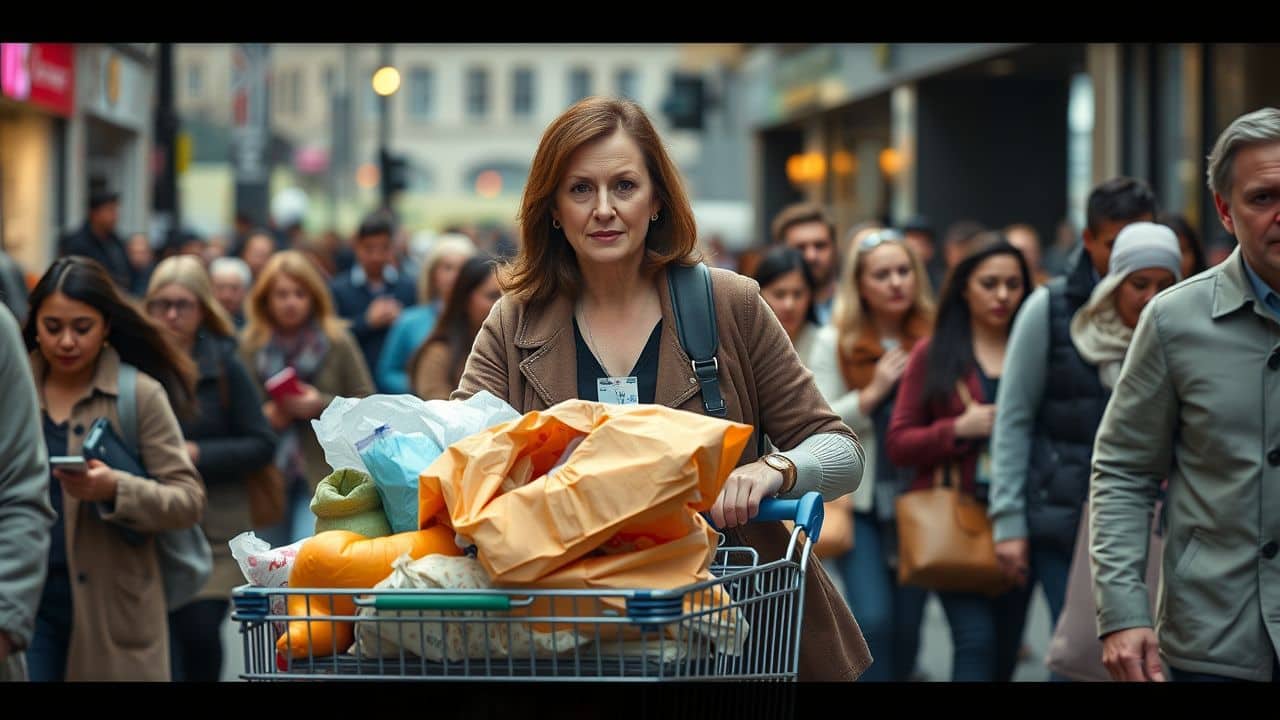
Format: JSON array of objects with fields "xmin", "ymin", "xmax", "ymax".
[
  {"xmin": 503, "ymin": 96, "xmax": 700, "ymax": 306},
  {"xmin": 240, "ymin": 250, "xmax": 348, "ymax": 352}
]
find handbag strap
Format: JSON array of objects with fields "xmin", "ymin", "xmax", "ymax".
[{"xmin": 929, "ymin": 379, "xmax": 978, "ymax": 491}]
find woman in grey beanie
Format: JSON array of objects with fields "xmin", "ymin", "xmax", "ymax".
[{"xmin": 1070, "ymin": 221, "xmax": 1184, "ymax": 389}]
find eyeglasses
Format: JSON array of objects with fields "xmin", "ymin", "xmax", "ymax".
[
  {"xmin": 858, "ymin": 229, "xmax": 905, "ymax": 252},
  {"xmin": 146, "ymin": 298, "xmax": 198, "ymax": 316}
]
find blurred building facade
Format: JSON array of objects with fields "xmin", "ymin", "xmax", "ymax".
[
  {"xmin": 174, "ymin": 43, "xmax": 704, "ymax": 238},
  {"xmin": 0, "ymin": 43, "xmax": 155, "ymax": 275},
  {"xmin": 713, "ymin": 43, "xmax": 1280, "ymax": 261}
]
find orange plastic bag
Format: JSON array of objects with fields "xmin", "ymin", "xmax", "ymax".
[
  {"xmin": 417, "ymin": 400, "xmax": 753, "ymax": 651},
  {"xmin": 419, "ymin": 401, "xmax": 752, "ymax": 583},
  {"xmin": 277, "ymin": 527, "xmax": 460, "ymax": 659}
]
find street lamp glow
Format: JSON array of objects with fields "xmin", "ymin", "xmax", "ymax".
[{"xmin": 372, "ymin": 66, "xmax": 401, "ymax": 96}]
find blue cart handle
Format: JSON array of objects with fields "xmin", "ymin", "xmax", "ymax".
[{"xmin": 707, "ymin": 491, "xmax": 823, "ymax": 542}]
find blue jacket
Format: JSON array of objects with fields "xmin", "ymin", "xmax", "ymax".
[
  {"xmin": 375, "ymin": 302, "xmax": 440, "ymax": 395},
  {"xmin": 329, "ymin": 265, "xmax": 417, "ymax": 391}
]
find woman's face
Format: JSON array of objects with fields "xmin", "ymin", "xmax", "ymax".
[
  {"xmin": 550, "ymin": 129, "xmax": 660, "ymax": 274},
  {"xmin": 1114, "ymin": 267, "xmax": 1176, "ymax": 329},
  {"xmin": 963, "ymin": 254, "xmax": 1025, "ymax": 333},
  {"xmin": 432, "ymin": 253, "xmax": 467, "ymax": 303},
  {"xmin": 267, "ymin": 273, "xmax": 314, "ymax": 333},
  {"xmin": 760, "ymin": 269, "xmax": 812, "ymax": 342},
  {"xmin": 36, "ymin": 291, "xmax": 109, "ymax": 378},
  {"xmin": 146, "ymin": 283, "xmax": 204, "ymax": 347},
  {"xmin": 857, "ymin": 243, "xmax": 917, "ymax": 321},
  {"xmin": 468, "ymin": 273, "xmax": 502, "ymax": 331}
]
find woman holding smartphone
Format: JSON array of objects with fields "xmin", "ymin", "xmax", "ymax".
[{"xmin": 24, "ymin": 256, "xmax": 205, "ymax": 682}]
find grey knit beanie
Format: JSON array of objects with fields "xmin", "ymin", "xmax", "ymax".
[{"xmin": 1107, "ymin": 222, "xmax": 1183, "ymax": 282}]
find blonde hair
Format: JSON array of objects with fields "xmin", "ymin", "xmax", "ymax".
[
  {"xmin": 241, "ymin": 250, "xmax": 348, "ymax": 351},
  {"xmin": 417, "ymin": 233, "xmax": 477, "ymax": 305},
  {"xmin": 145, "ymin": 255, "xmax": 236, "ymax": 338},
  {"xmin": 831, "ymin": 229, "xmax": 936, "ymax": 358}
]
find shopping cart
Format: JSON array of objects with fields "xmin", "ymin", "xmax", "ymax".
[{"xmin": 231, "ymin": 492, "xmax": 824, "ymax": 681}]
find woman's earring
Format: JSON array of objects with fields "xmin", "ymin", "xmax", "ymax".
[
  {"xmin": 651, "ymin": 212, "xmax": 659, "ymax": 222},
  {"xmin": 552, "ymin": 219, "xmax": 561, "ymax": 229}
]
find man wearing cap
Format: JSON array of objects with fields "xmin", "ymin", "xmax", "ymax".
[
  {"xmin": 986, "ymin": 177, "xmax": 1157, "ymax": 643},
  {"xmin": 1091, "ymin": 107, "xmax": 1280, "ymax": 682},
  {"xmin": 58, "ymin": 190, "xmax": 134, "ymax": 293}
]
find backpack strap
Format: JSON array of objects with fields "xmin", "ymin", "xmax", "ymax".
[
  {"xmin": 117, "ymin": 362, "xmax": 140, "ymax": 453},
  {"xmin": 668, "ymin": 262, "xmax": 726, "ymax": 418}
]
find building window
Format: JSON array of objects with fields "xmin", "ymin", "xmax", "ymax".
[
  {"xmin": 323, "ymin": 66, "xmax": 336, "ymax": 95},
  {"xmin": 408, "ymin": 68, "xmax": 434, "ymax": 121},
  {"xmin": 512, "ymin": 67, "xmax": 535, "ymax": 119},
  {"xmin": 466, "ymin": 67, "xmax": 489, "ymax": 119},
  {"xmin": 615, "ymin": 68, "xmax": 637, "ymax": 100},
  {"xmin": 187, "ymin": 63, "xmax": 203, "ymax": 97},
  {"xmin": 568, "ymin": 67, "xmax": 591, "ymax": 104}
]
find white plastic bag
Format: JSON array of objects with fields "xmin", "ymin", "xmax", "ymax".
[
  {"xmin": 311, "ymin": 391, "xmax": 520, "ymax": 476},
  {"xmin": 229, "ymin": 532, "xmax": 308, "ymax": 638}
]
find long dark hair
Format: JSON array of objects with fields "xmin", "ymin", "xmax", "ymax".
[
  {"xmin": 25, "ymin": 256, "xmax": 197, "ymax": 418},
  {"xmin": 1158, "ymin": 212, "xmax": 1207, "ymax": 276},
  {"xmin": 751, "ymin": 245, "xmax": 819, "ymax": 326},
  {"xmin": 409, "ymin": 255, "xmax": 497, "ymax": 389},
  {"xmin": 922, "ymin": 236, "xmax": 1031, "ymax": 407}
]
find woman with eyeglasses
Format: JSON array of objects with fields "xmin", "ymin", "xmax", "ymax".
[
  {"xmin": 143, "ymin": 255, "xmax": 277, "ymax": 682},
  {"xmin": 807, "ymin": 226, "xmax": 936, "ymax": 681},
  {"xmin": 885, "ymin": 235, "xmax": 1035, "ymax": 682},
  {"xmin": 23, "ymin": 256, "xmax": 204, "ymax": 681}
]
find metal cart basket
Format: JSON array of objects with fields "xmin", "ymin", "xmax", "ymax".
[{"xmin": 232, "ymin": 492, "xmax": 824, "ymax": 681}]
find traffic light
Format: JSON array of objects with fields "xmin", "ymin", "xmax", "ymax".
[
  {"xmin": 379, "ymin": 149, "xmax": 410, "ymax": 201},
  {"xmin": 662, "ymin": 73, "xmax": 706, "ymax": 131}
]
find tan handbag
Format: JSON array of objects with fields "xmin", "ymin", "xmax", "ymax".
[
  {"xmin": 894, "ymin": 380, "xmax": 1012, "ymax": 597},
  {"xmin": 813, "ymin": 495, "xmax": 855, "ymax": 559},
  {"xmin": 247, "ymin": 463, "xmax": 286, "ymax": 528},
  {"xmin": 785, "ymin": 495, "xmax": 855, "ymax": 559}
]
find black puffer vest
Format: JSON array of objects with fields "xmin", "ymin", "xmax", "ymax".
[{"xmin": 1026, "ymin": 247, "xmax": 1111, "ymax": 556}]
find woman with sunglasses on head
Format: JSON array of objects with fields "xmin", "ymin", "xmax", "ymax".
[
  {"xmin": 885, "ymin": 235, "xmax": 1035, "ymax": 682},
  {"xmin": 143, "ymin": 255, "xmax": 277, "ymax": 682},
  {"xmin": 23, "ymin": 256, "xmax": 205, "ymax": 681},
  {"xmin": 808, "ymin": 226, "xmax": 936, "ymax": 681}
]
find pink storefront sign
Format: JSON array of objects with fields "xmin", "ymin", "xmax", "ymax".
[{"xmin": 1, "ymin": 43, "xmax": 74, "ymax": 117}]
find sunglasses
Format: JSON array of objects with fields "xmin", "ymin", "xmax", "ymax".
[{"xmin": 858, "ymin": 229, "xmax": 904, "ymax": 252}]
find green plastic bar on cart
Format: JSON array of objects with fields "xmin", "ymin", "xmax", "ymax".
[{"xmin": 372, "ymin": 594, "xmax": 513, "ymax": 611}]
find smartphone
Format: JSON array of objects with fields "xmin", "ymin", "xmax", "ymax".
[{"xmin": 50, "ymin": 455, "xmax": 87, "ymax": 473}]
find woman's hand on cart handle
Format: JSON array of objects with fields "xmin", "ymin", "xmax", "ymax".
[{"xmin": 709, "ymin": 460, "xmax": 783, "ymax": 529}]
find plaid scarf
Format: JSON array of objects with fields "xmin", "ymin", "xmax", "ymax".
[{"xmin": 255, "ymin": 322, "xmax": 330, "ymax": 484}]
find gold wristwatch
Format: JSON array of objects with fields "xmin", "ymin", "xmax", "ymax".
[{"xmin": 762, "ymin": 453, "xmax": 798, "ymax": 496}]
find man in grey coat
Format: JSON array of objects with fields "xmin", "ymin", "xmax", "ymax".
[
  {"xmin": 0, "ymin": 304, "xmax": 55, "ymax": 681},
  {"xmin": 1091, "ymin": 106, "xmax": 1280, "ymax": 682}
]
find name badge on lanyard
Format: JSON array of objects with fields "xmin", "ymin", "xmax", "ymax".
[{"xmin": 597, "ymin": 376, "xmax": 639, "ymax": 405}]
